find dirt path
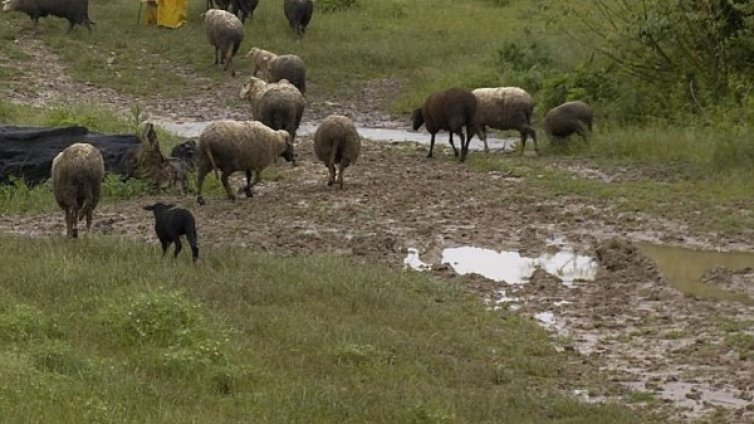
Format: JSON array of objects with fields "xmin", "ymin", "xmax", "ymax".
[{"xmin": 1, "ymin": 36, "xmax": 753, "ymax": 423}]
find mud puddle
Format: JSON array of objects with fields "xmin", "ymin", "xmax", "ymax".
[
  {"xmin": 405, "ymin": 242, "xmax": 597, "ymax": 286},
  {"xmin": 155, "ymin": 120, "xmax": 518, "ymax": 152},
  {"xmin": 639, "ymin": 242, "xmax": 754, "ymax": 303}
]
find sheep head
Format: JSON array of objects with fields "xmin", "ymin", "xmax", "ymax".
[
  {"xmin": 277, "ymin": 130, "xmax": 295, "ymax": 163},
  {"xmin": 411, "ymin": 108, "xmax": 424, "ymax": 131},
  {"xmin": 239, "ymin": 76, "xmax": 266, "ymax": 102},
  {"xmin": 3, "ymin": 0, "xmax": 17, "ymax": 12}
]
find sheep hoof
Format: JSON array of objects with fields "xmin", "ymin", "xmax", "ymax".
[
  {"xmin": 197, "ymin": 196, "xmax": 206, "ymax": 206},
  {"xmin": 243, "ymin": 187, "xmax": 254, "ymax": 198}
]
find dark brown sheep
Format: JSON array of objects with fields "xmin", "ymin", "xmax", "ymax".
[
  {"xmin": 284, "ymin": 0, "xmax": 313, "ymax": 36},
  {"xmin": 411, "ymin": 88, "xmax": 477, "ymax": 162},
  {"xmin": 3, "ymin": 0, "xmax": 94, "ymax": 33},
  {"xmin": 209, "ymin": 0, "xmax": 258, "ymax": 23},
  {"xmin": 204, "ymin": 9, "xmax": 244, "ymax": 77},
  {"xmin": 543, "ymin": 101, "xmax": 594, "ymax": 142}
]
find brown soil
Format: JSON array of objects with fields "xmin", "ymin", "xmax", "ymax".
[{"xmin": 1, "ymin": 35, "xmax": 753, "ymax": 424}]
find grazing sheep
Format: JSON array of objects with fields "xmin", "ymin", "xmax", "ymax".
[
  {"xmin": 195, "ymin": 120, "xmax": 294, "ymax": 205},
  {"xmin": 314, "ymin": 115, "xmax": 361, "ymax": 189},
  {"xmin": 411, "ymin": 88, "xmax": 477, "ymax": 162},
  {"xmin": 51, "ymin": 143, "xmax": 104, "ymax": 238},
  {"xmin": 247, "ymin": 48, "xmax": 307, "ymax": 93},
  {"xmin": 283, "ymin": 0, "xmax": 312, "ymax": 36},
  {"xmin": 144, "ymin": 202, "xmax": 199, "ymax": 262},
  {"xmin": 473, "ymin": 87, "xmax": 538, "ymax": 155},
  {"xmin": 3, "ymin": 0, "xmax": 95, "ymax": 33},
  {"xmin": 239, "ymin": 76, "xmax": 305, "ymax": 147},
  {"xmin": 544, "ymin": 101, "xmax": 594, "ymax": 142},
  {"xmin": 204, "ymin": 9, "xmax": 244, "ymax": 77}
]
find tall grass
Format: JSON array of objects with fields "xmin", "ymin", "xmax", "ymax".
[{"xmin": 0, "ymin": 234, "xmax": 661, "ymax": 423}]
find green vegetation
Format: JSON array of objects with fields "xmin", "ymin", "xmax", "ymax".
[{"xmin": 0, "ymin": 235, "xmax": 660, "ymax": 423}]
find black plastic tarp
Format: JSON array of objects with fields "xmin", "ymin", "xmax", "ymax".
[{"xmin": 0, "ymin": 125, "xmax": 141, "ymax": 186}]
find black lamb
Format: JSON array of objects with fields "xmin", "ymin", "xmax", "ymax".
[{"xmin": 143, "ymin": 202, "xmax": 199, "ymax": 262}]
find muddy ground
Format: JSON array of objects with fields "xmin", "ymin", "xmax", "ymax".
[{"xmin": 2, "ymin": 35, "xmax": 754, "ymax": 423}]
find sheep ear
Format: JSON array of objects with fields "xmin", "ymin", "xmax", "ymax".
[
  {"xmin": 143, "ymin": 205, "xmax": 154, "ymax": 211},
  {"xmin": 166, "ymin": 204, "xmax": 176, "ymax": 209},
  {"xmin": 239, "ymin": 84, "xmax": 250, "ymax": 100}
]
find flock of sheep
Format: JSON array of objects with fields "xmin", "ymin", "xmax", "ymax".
[{"xmin": 12, "ymin": 0, "xmax": 596, "ymax": 263}]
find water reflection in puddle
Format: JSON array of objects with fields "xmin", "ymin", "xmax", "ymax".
[
  {"xmin": 440, "ymin": 246, "xmax": 597, "ymax": 286},
  {"xmin": 155, "ymin": 121, "xmax": 518, "ymax": 152},
  {"xmin": 638, "ymin": 242, "xmax": 754, "ymax": 303}
]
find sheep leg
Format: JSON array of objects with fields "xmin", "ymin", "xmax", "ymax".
[
  {"xmin": 214, "ymin": 47, "xmax": 220, "ymax": 65},
  {"xmin": 327, "ymin": 163, "xmax": 336, "ymax": 186},
  {"xmin": 448, "ymin": 133, "xmax": 459, "ymax": 157},
  {"xmin": 220, "ymin": 171, "xmax": 236, "ymax": 201},
  {"xmin": 64, "ymin": 208, "xmax": 76, "ymax": 238},
  {"xmin": 427, "ymin": 133, "xmax": 436, "ymax": 158},
  {"xmin": 460, "ymin": 130, "xmax": 470, "ymax": 162},
  {"xmin": 67, "ymin": 20, "xmax": 75, "ymax": 33},
  {"xmin": 519, "ymin": 132, "xmax": 527, "ymax": 155},
  {"xmin": 479, "ymin": 126, "xmax": 489, "ymax": 154},
  {"xmin": 243, "ymin": 170, "xmax": 255, "ymax": 197},
  {"xmin": 528, "ymin": 128, "xmax": 540, "ymax": 153},
  {"xmin": 577, "ymin": 124, "xmax": 589, "ymax": 143},
  {"xmin": 196, "ymin": 168, "xmax": 208, "ymax": 205},
  {"xmin": 338, "ymin": 163, "xmax": 346, "ymax": 189},
  {"xmin": 160, "ymin": 239, "xmax": 169, "ymax": 257},
  {"xmin": 174, "ymin": 238, "xmax": 183, "ymax": 259}
]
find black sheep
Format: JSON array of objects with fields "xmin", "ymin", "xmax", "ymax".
[
  {"xmin": 143, "ymin": 202, "xmax": 199, "ymax": 262},
  {"xmin": 3, "ymin": 0, "xmax": 95, "ymax": 33},
  {"xmin": 209, "ymin": 0, "xmax": 258, "ymax": 23},
  {"xmin": 283, "ymin": 0, "xmax": 313, "ymax": 36},
  {"xmin": 411, "ymin": 88, "xmax": 477, "ymax": 162},
  {"xmin": 170, "ymin": 139, "xmax": 198, "ymax": 171}
]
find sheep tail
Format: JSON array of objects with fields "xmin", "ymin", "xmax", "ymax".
[
  {"xmin": 203, "ymin": 143, "xmax": 220, "ymax": 180},
  {"xmin": 329, "ymin": 137, "xmax": 341, "ymax": 167}
]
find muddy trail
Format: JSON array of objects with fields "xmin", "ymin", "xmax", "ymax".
[{"xmin": 1, "ymin": 34, "xmax": 754, "ymax": 424}]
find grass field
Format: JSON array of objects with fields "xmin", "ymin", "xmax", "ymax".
[{"xmin": 0, "ymin": 235, "xmax": 661, "ymax": 423}]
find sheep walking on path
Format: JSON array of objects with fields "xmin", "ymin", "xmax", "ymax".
[
  {"xmin": 51, "ymin": 142, "xmax": 105, "ymax": 238},
  {"xmin": 412, "ymin": 88, "xmax": 477, "ymax": 162},
  {"xmin": 195, "ymin": 120, "xmax": 294, "ymax": 205},
  {"xmin": 144, "ymin": 202, "xmax": 199, "ymax": 262},
  {"xmin": 314, "ymin": 115, "xmax": 361, "ymax": 189},
  {"xmin": 205, "ymin": 9, "xmax": 244, "ymax": 77},
  {"xmin": 472, "ymin": 87, "xmax": 537, "ymax": 155}
]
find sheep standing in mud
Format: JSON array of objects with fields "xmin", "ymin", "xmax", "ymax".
[
  {"xmin": 473, "ymin": 87, "xmax": 537, "ymax": 155},
  {"xmin": 247, "ymin": 47, "xmax": 307, "ymax": 94},
  {"xmin": 283, "ymin": 0, "xmax": 313, "ymax": 36},
  {"xmin": 195, "ymin": 120, "xmax": 294, "ymax": 205},
  {"xmin": 544, "ymin": 101, "xmax": 594, "ymax": 142},
  {"xmin": 239, "ymin": 76, "xmax": 305, "ymax": 147},
  {"xmin": 51, "ymin": 143, "xmax": 105, "ymax": 238},
  {"xmin": 144, "ymin": 202, "xmax": 199, "ymax": 263},
  {"xmin": 412, "ymin": 88, "xmax": 477, "ymax": 162},
  {"xmin": 2, "ymin": 0, "xmax": 95, "ymax": 33},
  {"xmin": 204, "ymin": 9, "xmax": 244, "ymax": 77},
  {"xmin": 314, "ymin": 115, "xmax": 361, "ymax": 189}
]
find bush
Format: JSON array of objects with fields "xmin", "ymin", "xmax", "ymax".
[{"xmin": 101, "ymin": 290, "xmax": 204, "ymax": 347}]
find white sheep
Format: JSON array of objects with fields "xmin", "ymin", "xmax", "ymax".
[
  {"xmin": 239, "ymin": 76, "xmax": 305, "ymax": 151},
  {"xmin": 246, "ymin": 48, "xmax": 308, "ymax": 93},
  {"xmin": 314, "ymin": 114, "xmax": 361, "ymax": 189},
  {"xmin": 204, "ymin": 9, "xmax": 244, "ymax": 77},
  {"xmin": 51, "ymin": 142, "xmax": 105, "ymax": 238},
  {"xmin": 472, "ymin": 87, "xmax": 537, "ymax": 154},
  {"xmin": 195, "ymin": 120, "xmax": 294, "ymax": 205}
]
